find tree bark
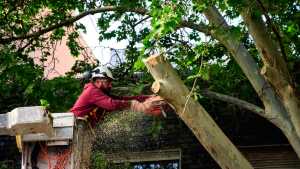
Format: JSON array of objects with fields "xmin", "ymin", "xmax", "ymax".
[
  {"xmin": 240, "ymin": 6, "xmax": 300, "ymax": 138},
  {"xmin": 202, "ymin": 5, "xmax": 286, "ymax": 130},
  {"xmin": 144, "ymin": 54, "xmax": 253, "ymax": 169},
  {"xmin": 200, "ymin": 5, "xmax": 300, "ymax": 157}
]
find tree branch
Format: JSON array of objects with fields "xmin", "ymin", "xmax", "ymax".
[
  {"xmin": 133, "ymin": 16, "xmax": 151, "ymax": 27},
  {"xmin": 200, "ymin": 89, "xmax": 265, "ymax": 117},
  {"xmin": 255, "ymin": 0, "xmax": 288, "ymax": 62},
  {"xmin": 179, "ymin": 20, "xmax": 211, "ymax": 36},
  {"xmin": 0, "ymin": 4, "xmax": 213, "ymax": 46},
  {"xmin": 240, "ymin": 1, "xmax": 292, "ymax": 85},
  {"xmin": 16, "ymin": 39, "xmax": 34, "ymax": 53},
  {"xmin": 240, "ymin": 1, "xmax": 300, "ymax": 137},
  {"xmin": 200, "ymin": 5, "xmax": 296, "ymax": 134},
  {"xmin": 0, "ymin": 6, "xmax": 148, "ymax": 44}
]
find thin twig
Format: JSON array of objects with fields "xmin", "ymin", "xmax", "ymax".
[
  {"xmin": 133, "ymin": 16, "xmax": 151, "ymax": 27},
  {"xmin": 182, "ymin": 77, "xmax": 198, "ymax": 115},
  {"xmin": 182, "ymin": 55, "xmax": 204, "ymax": 114}
]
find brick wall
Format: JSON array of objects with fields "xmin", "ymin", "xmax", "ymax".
[{"xmin": 94, "ymin": 111, "xmax": 220, "ymax": 169}]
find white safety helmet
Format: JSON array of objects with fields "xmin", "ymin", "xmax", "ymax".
[{"xmin": 91, "ymin": 66, "xmax": 115, "ymax": 80}]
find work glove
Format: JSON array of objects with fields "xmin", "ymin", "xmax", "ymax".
[
  {"xmin": 146, "ymin": 96, "xmax": 168, "ymax": 117},
  {"xmin": 130, "ymin": 96, "xmax": 165, "ymax": 116}
]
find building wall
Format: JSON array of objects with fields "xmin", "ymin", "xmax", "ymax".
[{"xmin": 31, "ymin": 33, "xmax": 96, "ymax": 79}]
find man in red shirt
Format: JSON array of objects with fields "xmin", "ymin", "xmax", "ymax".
[
  {"xmin": 71, "ymin": 66, "xmax": 162, "ymax": 125},
  {"xmin": 71, "ymin": 66, "xmax": 163, "ymax": 168}
]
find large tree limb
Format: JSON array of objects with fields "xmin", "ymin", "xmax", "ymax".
[
  {"xmin": 240, "ymin": 2, "xmax": 291, "ymax": 83},
  {"xmin": 202, "ymin": 6, "xmax": 287, "ymax": 125},
  {"xmin": 199, "ymin": 5, "xmax": 300, "ymax": 157},
  {"xmin": 261, "ymin": 65, "xmax": 300, "ymax": 137},
  {"xmin": 144, "ymin": 54, "xmax": 253, "ymax": 169},
  {"xmin": 255, "ymin": 0, "xmax": 288, "ymax": 61},
  {"xmin": 240, "ymin": 2, "xmax": 300, "ymax": 137}
]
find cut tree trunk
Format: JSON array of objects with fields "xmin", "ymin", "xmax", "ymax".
[{"xmin": 144, "ymin": 54, "xmax": 253, "ymax": 169}]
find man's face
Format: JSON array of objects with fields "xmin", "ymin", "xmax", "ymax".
[{"xmin": 94, "ymin": 78, "xmax": 112, "ymax": 92}]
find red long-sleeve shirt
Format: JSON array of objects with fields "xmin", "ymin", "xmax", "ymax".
[{"xmin": 71, "ymin": 83, "xmax": 149, "ymax": 123}]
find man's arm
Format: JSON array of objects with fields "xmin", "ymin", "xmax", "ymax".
[
  {"xmin": 92, "ymin": 90, "xmax": 163, "ymax": 116},
  {"xmin": 91, "ymin": 90, "xmax": 130, "ymax": 111}
]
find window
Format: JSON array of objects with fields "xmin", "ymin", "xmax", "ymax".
[
  {"xmin": 132, "ymin": 160, "xmax": 179, "ymax": 169},
  {"xmin": 105, "ymin": 149, "xmax": 181, "ymax": 169}
]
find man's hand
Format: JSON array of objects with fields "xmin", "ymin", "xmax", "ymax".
[{"xmin": 130, "ymin": 96, "xmax": 166, "ymax": 116}]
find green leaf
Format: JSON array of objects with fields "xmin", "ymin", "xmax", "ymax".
[
  {"xmin": 24, "ymin": 84, "xmax": 34, "ymax": 95},
  {"xmin": 133, "ymin": 56, "xmax": 145, "ymax": 70},
  {"xmin": 40, "ymin": 99, "xmax": 50, "ymax": 108}
]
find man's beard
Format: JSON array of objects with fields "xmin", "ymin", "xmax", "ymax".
[{"xmin": 102, "ymin": 87, "xmax": 111, "ymax": 94}]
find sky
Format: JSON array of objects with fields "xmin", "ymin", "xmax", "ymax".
[{"xmin": 77, "ymin": 14, "xmax": 128, "ymax": 65}]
